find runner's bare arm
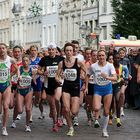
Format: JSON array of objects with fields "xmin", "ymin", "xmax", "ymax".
[
  {"xmin": 55, "ymin": 61, "xmax": 63, "ymax": 84},
  {"xmin": 78, "ymin": 61, "xmax": 87, "ymax": 78},
  {"xmin": 10, "ymin": 58, "xmax": 18, "ymax": 77},
  {"xmin": 37, "ymin": 65, "xmax": 45, "ymax": 75}
]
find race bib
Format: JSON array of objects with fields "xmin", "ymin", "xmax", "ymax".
[
  {"xmin": 47, "ymin": 66, "xmax": 58, "ymax": 78},
  {"xmin": 89, "ymin": 75, "xmax": 94, "ymax": 84},
  {"xmin": 19, "ymin": 76, "xmax": 32, "ymax": 87},
  {"xmin": 95, "ymin": 73, "xmax": 109, "ymax": 86},
  {"xmin": 11, "ymin": 74, "xmax": 18, "ymax": 83},
  {"xmin": 0, "ymin": 68, "xmax": 9, "ymax": 83},
  {"xmin": 64, "ymin": 69, "xmax": 77, "ymax": 81}
]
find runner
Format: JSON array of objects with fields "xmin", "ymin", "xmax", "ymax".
[
  {"xmin": 119, "ymin": 48, "xmax": 132, "ymax": 116},
  {"xmin": 109, "ymin": 53, "xmax": 129, "ymax": 126},
  {"xmin": 38, "ymin": 43, "xmax": 64, "ymax": 131},
  {"xmin": 86, "ymin": 50, "xmax": 117, "ymax": 137},
  {"xmin": 71, "ymin": 40, "xmax": 84, "ymax": 126},
  {"xmin": 0, "ymin": 43, "xmax": 18, "ymax": 136},
  {"xmin": 29, "ymin": 45, "xmax": 42, "ymax": 108},
  {"xmin": 13, "ymin": 55, "xmax": 36, "ymax": 132},
  {"xmin": 10, "ymin": 46, "xmax": 23, "ymax": 126},
  {"xmin": 55, "ymin": 42, "xmax": 87, "ymax": 136},
  {"xmin": 84, "ymin": 49, "xmax": 97, "ymax": 126}
]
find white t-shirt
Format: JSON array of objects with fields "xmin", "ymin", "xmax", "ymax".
[
  {"xmin": 75, "ymin": 53, "xmax": 84, "ymax": 62},
  {"xmin": 88, "ymin": 62, "xmax": 116, "ymax": 86}
]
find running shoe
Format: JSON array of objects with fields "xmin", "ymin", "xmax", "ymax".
[
  {"xmin": 73, "ymin": 116, "xmax": 79, "ymax": 126},
  {"xmin": 102, "ymin": 130, "xmax": 109, "ymax": 138},
  {"xmin": 16, "ymin": 114, "xmax": 21, "ymax": 120},
  {"xmin": 67, "ymin": 128, "xmax": 74, "ymax": 136},
  {"xmin": 52, "ymin": 124, "xmax": 59, "ymax": 132},
  {"xmin": 57, "ymin": 119, "xmax": 63, "ymax": 127},
  {"xmin": 63, "ymin": 118, "xmax": 67, "ymax": 125},
  {"xmin": 2, "ymin": 127, "xmax": 8, "ymax": 136},
  {"xmin": 11, "ymin": 122, "xmax": 16, "ymax": 128},
  {"xmin": 94, "ymin": 120, "xmax": 100, "ymax": 128},
  {"xmin": 38, "ymin": 114, "xmax": 45, "ymax": 120},
  {"xmin": 25, "ymin": 125, "xmax": 31, "ymax": 132},
  {"xmin": 116, "ymin": 118, "xmax": 122, "ymax": 127}
]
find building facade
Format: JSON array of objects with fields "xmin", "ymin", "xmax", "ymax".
[
  {"xmin": 42, "ymin": 0, "xmax": 59, "ymax": 48},
  {"xmin": 58, "ymin": 0, "xmax": 114, "ymax": 48},
  {"xmin": 0, "ymin": 0, "xmax": 115, "ymax": 49},
  {"xmin": 10, "ymin": 0, "xmax": 43, "ymax": 48},
  {"xmin": 0, "ymin": 0, "xmax": 10, "ymax": 45}
]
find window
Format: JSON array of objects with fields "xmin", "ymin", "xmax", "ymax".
[
  {"xmin": 102, "ymin": 0, "xmax": 107, "ymax": 13},
  {"xmin": 102, "ymin": 26, "xmax": 107, "ymax": 40},
  {"xmin": 89, "ymin": 20, "xmax": 93, "ymax": 32}
]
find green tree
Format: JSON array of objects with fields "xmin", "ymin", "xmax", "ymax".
[{"xmin": 111, "ymin": 0, "xmax": 140, "ymax": 39}]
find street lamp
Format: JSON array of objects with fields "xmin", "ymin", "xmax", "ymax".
[
  {"xmin": 94, "ymin": 26, "xmax": 102, "ymax": 49},
  {"xmin": 79, "ymin": 24, "xmax": 95, "ymax": 47}
]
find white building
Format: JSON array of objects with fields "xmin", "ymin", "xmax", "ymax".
[
  {"xmin": 10, "ymin": 0, "xmax": 43, "ymax": 48},
  {"xmin": 0, "ymin": 0, "xmax": 10, "ymax": 45},
  {"xmin": 0, "ymin": 0, "xmax": 115, "ymax": 49},
  {"xmin": 58, "ymin": 0, "xmax": 114, "ymax": 48},
  {"xmin": 42, "ymin": 0, "xmax": 59, "ymax": 48}
]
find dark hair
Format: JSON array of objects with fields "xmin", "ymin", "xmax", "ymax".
[
  {"xmin": 107, "ymin": 54, "xmax": 113, "ymax": 61},
  {"xmin": 13, "ymin": 45, "xmax": 22, "ymax": 52},
  {"xmin": 71, "ymin": 40, "xmax": 79, "ymax": 45},
  {"xmin": 56, "ymin": 47, "xmax": 61, "ymax": 53},
  {"xmin": 29, "ymin": 45, "xmax": 38, "ymax": 51},
  {"xmin": 64, "ymin": 42, "xmax": 75, "ymax": 52},
  {"xmin": 91, "ymin": 49, "xmax": 97, "ymax": 54},
  {"xmin": 97, "ymin": 50, "xmax": 106, "ymax": 55},
  {"xmin": 85, "ymin": 47, "xmax": 92, "ymax": 52}
]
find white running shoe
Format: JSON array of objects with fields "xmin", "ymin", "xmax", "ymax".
[
  {"xmin": 11, "ymin": 122, "xmax": 16, "ymax": 128},
  {"xmin": 2, "ymin": 127, "xmax": 8, "ymax": 136},
  {"xmin": 25, "ymin": 125, "xmax": 31, "ymax": 132},
  {"xmin": 63, "ymin": 118, "xmax": 67, "ymax": 125},
  {"xmin": 102, "ymin": 130, "xmax": 109, "ymax": 138},
  {"xmin": 16, "ymin": 114, "xmax": 21, "ymax": 120},
  {"xmin": 94, "ymin": 120, "xmax": 100, "ymax": 128},
  {"xmin": 38, "ymin": 113, "xmax": 45, "ymax": 120},
  {"xmin": 73, "ymin": 117, "xmax": 79, "ymax": 126}
]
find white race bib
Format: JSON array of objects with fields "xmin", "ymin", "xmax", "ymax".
[
  {"xmin": 19, "ymin": 76, "xmax": 32, "ymax": 87},
  {"xmin": 47, "ymin": 66, "xmax": 58, "ymax": 78},
  {"xmin": 89, "ymin": 75, "xmax": 94, "ymax": 84},
  {"xmin": 0, "ymin": 68, "xmax": 9, "ymax": 83},
  {"xmin": 11, "ymin": 74, "xmax": 18, "ymax": 83},
  {"xmin": 64, "ymin": 69, "xmax": 77, "ymax": 81}
]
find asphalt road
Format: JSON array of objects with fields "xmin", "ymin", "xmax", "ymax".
[{"xmin": 0, "ymin": 105, "xmax": 140, "ymax": 140}]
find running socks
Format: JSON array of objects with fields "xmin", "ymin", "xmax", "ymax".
[{"xmin": 102, "ymin": 115, "xmax": 109, "ymax": 132}]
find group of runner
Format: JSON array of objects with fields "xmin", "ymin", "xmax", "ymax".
[{"xmin": 0, "ymin": 41, "xmax": 140, "ymax": 138}]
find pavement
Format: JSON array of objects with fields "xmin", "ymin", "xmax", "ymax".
[{"xmin": 0, "ymin": 105, "xmax": 140, "ymax": 140}]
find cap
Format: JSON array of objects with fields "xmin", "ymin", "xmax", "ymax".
[{"xmin": 47, "ymin": 43, "xmax": 57, "ymax": 49}]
